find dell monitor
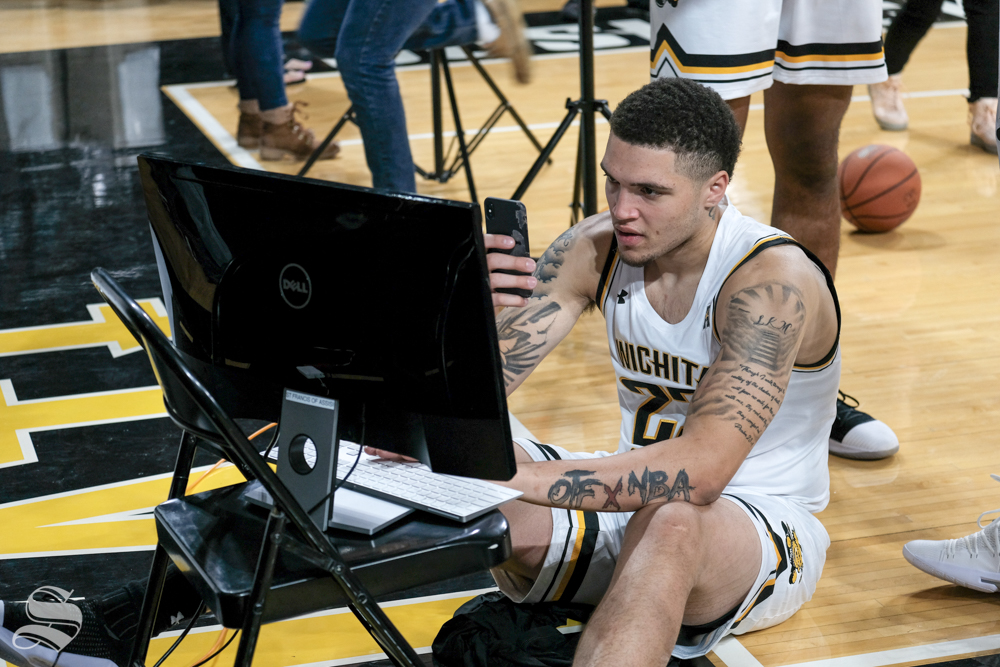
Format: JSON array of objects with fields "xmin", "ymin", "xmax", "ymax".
[{"xmin": 138, "ymin": 155, "xmax": 516, "ymax": 481}]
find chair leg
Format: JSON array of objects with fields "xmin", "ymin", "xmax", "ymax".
[
  {"xmin": 233, "ymin": 508, "xmax": 287, "ymax": 667},
  {"xmin": 130, "ymin": 431, "xmax": 200, "ymax": 667},
  {"xmin": 344, "ymin": 603, "xmax": 401, "ymax": 667}
]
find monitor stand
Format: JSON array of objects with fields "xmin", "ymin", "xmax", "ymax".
[{"xmin": 275, "ymin": 389, "xmax": 341, "ymax": 531}]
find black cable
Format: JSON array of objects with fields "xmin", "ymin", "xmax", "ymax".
[
  {"xmin": 262, "ymin": 424, "xmax": 280, "ymax": 461},
  {"xmin": 190, "ymin": 630, "xmax": 240, "ymax": 667},
  {"xmin": 151, "ymin": 600, "xmax": 207, "ymax": 667},
  {"xmin": 305, "ymin": 408, "xmax": 367, "ymax": 516},
  {"xmin": 306, "ymin": 439, "xmax": 364, "ymax": 516}
]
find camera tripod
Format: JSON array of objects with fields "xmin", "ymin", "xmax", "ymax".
[{"xmin": 511, "ymin": 0, "xmax": 611, "ymax": 224}]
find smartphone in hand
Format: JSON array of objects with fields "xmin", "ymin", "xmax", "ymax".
[{"xmin": 484, "ymin": 197, "xmax": 532, "ymax": 298}]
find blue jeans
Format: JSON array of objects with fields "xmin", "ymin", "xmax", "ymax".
[
  {"xmin": 218, "ymin": 0, "xmax": 287, "ymax": 111},
  {"xmin": 298, "ymin": 0, "xmax": 479, "ymax": 192}
]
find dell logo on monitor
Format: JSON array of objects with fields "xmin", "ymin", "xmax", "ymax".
[{"xmin": 279, "ymin": 263, "xmax": 312, "ymax": 309}]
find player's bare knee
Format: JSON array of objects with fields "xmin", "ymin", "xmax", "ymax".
[
  {"xmin": 775, "ymin": 153, "xmax": 838, "ymax": 194},
  {"xmin": 632, "ymin": 502, "xmax": 707, "ymax": 560}
]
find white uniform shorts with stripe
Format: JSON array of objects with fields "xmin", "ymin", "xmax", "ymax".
[
  {"xmin": 650, "ymin": 0, "xmax": 887, "ymax": 100},
  {"xmin": 493, "ymin": 439, "xmax": 830, "ymax": 658}
]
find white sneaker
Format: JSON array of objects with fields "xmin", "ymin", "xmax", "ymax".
[
  {"xmin": 903, "ymin": 475, "xmax": 1000, "ymax": 593},
  {"xmin": 969, "ymin": 97, "xmax": 998, "ymax": 155},
  {"xmin": 868, "ymin": 74, "xmax": 909, "ymax": 131}
]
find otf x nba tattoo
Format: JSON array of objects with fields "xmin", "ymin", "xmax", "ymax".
[{"xmin": 547, "ymin": 467, "xmax": 695, "ymax": 509}]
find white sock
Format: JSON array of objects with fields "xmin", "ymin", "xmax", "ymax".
[{"xmin": 475, "ymin": 1, "xmax": 501, "ymax": 46}]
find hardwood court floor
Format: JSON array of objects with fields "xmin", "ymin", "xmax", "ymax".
[
  {"xmin": 1, "ymin": 2, "xmax": 999, "ymax": 666},
  {"xmin": 166, "ymin": 18, "xmax": 1000, "ymax": 665}
]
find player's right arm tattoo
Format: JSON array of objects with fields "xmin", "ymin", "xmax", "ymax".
[
  {"xmin": 687, "ymin": 282, "xmax": 806, "ymax": 446},
  {"xmin": 495, "ymin": 301, "xmax": 561, "ymax": 386},
  {"xmin": 495, "ymin": 226, "xmax": 581, "ymax": 387},
  {"xmin": 532, "ymin": 225, "xmax": 578, "ymax": 296}
]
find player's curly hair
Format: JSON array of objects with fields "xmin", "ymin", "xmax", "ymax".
[{"xmin": 609, "ymin": 78, "xmax": 742, "ymax": 182}]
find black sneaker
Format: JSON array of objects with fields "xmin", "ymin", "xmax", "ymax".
[
  {"xmin": 829, "ymin": 391, "xmax": 899, "ymax": 460},
  {"xmin": 0, "ymin": 587, "xmax": 131, "ymax": 667}
]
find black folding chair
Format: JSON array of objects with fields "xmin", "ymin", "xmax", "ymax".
[{"xmin": 90, "ymin": 268, "xmax": 510, "ymax": 667}]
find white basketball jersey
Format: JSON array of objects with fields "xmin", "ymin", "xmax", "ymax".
[{"xmin": 596, "ymin": 203, "xmax": 840, "ymax": 512}]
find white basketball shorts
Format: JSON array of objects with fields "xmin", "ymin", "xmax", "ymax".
[
  {"xmin": 650, "ymin": 0, "xmax": 887, "ymax": 99},
  {"xmin": 492, "ymin": 439, "xmax": 830, "ymax": 658}
]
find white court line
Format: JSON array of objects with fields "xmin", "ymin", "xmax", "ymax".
[
  {"xmin": 715, "ymin": 637, "xmax": 766, "ymax": 667},
  {"xmin": 161, "ymin": 84, "xmax": 263, "ymax": 170},
  {"xmin": 169, "ymin": 70, "xmax": 975, "ymax": 165},
  {"xmin": 713, "ymin": 632, "xmax": 1000, "ymax": 667}
]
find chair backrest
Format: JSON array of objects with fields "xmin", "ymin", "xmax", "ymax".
[
  {"xmin": 91, "ymin": 267, "xmax": 256, "ymax": 453},
  {"xmin": 90, "ymin": 267, "xmax": 348, "ymax": 557}
]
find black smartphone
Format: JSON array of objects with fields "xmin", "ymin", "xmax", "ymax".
[{"xmin": 484, "ymin": 197, "xmax": 532, "ymax": 299}]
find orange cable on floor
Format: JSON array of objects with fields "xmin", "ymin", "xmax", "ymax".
[
  {"xmin": 185, "ymin": 422, "xmax": 277, "ymax": 494},
  {"xmin": 187, "ymin": 629, "xmax": 229, "ymax": 667}
]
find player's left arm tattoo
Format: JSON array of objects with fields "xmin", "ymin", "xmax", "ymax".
[
  {"xmin": 688, "ymin": 281, "xmax": 806, "ymax": 446},
  {"xmin": 546, "ymin": 468, "xmax": 695, "ymax": 510}
]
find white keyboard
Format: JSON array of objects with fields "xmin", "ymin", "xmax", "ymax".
[{"xmin": 335, "ymin": 442, "xmax": 522, "ymax": 523}]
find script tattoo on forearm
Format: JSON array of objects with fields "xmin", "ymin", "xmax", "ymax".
[
  {"xmin": 547, "ymin": 468, "xmax": 695, "ymax": 509},
  {"xmin": 688, "ymin": 282, "xmax": 805, "ymax": 446}
]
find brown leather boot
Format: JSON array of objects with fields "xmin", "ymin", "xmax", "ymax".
[
  {"xmin": 237, "ymin": 112, "xmax": 263, "ymax": 148},
  {"xmin": 259, "ymin": 103, "xmax": 340, "ymax": 161}
]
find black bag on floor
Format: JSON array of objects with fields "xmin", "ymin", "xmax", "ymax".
[{"xmin": 431, "ymin": 591, "xmax": 595, "ymax": 667}]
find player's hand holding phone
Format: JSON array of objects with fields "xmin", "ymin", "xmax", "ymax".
[{"xmin": 484, "ymin": 197, "xmax": 536, "ymax": 309}]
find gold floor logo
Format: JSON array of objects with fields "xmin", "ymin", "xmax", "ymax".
[{"xmin": 12, "ymin": 586, "xmax": 83, "ymax": 652}]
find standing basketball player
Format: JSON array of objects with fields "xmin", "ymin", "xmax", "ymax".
[{"xmin": 649, "ymin": 0, "xmax": 899, "ymax": 460}]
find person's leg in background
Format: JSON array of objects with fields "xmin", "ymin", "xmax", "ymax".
[
  {"xmin": 230, "ymin": 0, "xmax": 339, "ymax": 160},
  {"xmin": 299, "ymin": 0, "xmax": 529, "ymax": 192},
  {"xmin": 300, "ymin": 0, "xmax": 450, "ymax": 192},
  {"xmin": 668, "ymin": 0, "xmax": 899, "ymax": 460},
  {"xmin": 869, "ymin": 0, "xmax": 945, "ymax": 131},
  {"xmin": 762, "ymin": 83, "xmax": 851, "ymax": 278},
  {"xmin": 218, "ymin": 0, "xmax": 265, "ymax": 148},
  {"xmin": 964, "ymin": 0, "xmax": 999, "ymax": 153}
]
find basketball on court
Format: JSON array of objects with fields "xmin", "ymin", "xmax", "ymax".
[{"xmin": 838, "ymin": 144, "xmax": 922, "ymax": 232}]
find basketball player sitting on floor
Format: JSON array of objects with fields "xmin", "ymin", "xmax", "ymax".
[
  {"xmin": 0, "ymin": 78, "xmax": 838, "ymax": 667},
  {"xmin": 409, "ymin": 77, "xmax": 839, "ymax": 664}
]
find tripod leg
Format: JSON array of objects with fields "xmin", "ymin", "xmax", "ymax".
[
  {"xmin": 441, "ymin": 58, "xmax": 477, "ymax": 203},
  {"xmin": 297, "ymin": 106, "xmax": 355, "ymax": 178},
  {"xmin": 512, "ymin": 102, "xmax": 581, "ymax": 201},
  {"xmin": 571, "ymin": 127, "xmax": 584, "ymax": 225},
  {"xmin": 578, "ymin": 0, "xmax": 599, "ymax": 216},
  {"xmin": 461, "ymin": 46, "xmax": 549, "ymax": 159},
  {"xmin": 432, "ymin": 51, "xmax": 445, "ymax": 177}
]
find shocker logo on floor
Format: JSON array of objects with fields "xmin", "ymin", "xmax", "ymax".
[
  {"xmin": 12, "ymin": 586, "xmax": 83, "ymax": 652},
  {"xmin": 782, "ymin": 522, "xmax": 804, "ymax": 584}
]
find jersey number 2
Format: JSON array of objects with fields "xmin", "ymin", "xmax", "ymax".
[{"xmin": 621, "ymin": 379, "xmax": 694, "ymax": 446}]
